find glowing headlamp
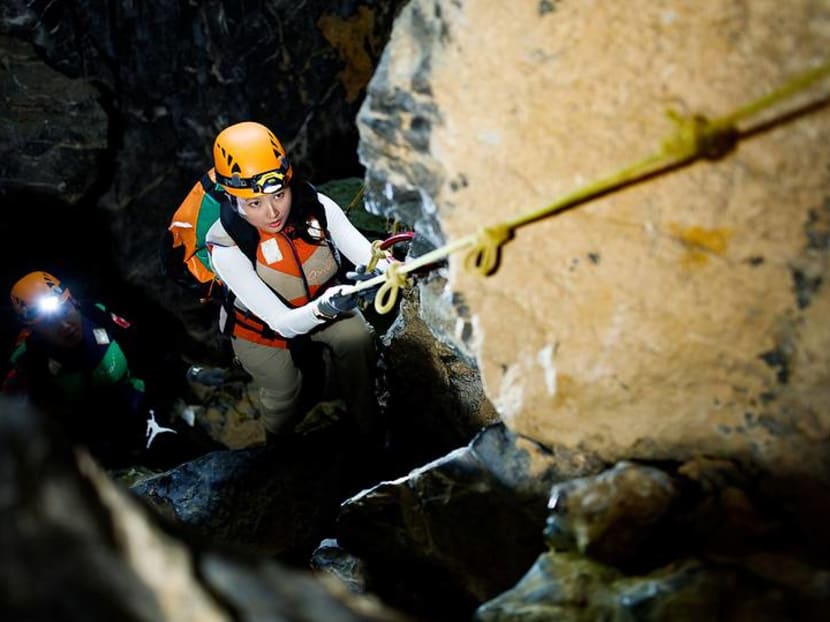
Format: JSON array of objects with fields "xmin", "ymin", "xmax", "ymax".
[
  {"xmin": 37, "ymin": 294, "xmax": 63, "ymax": 315},
  {"xmin": 20, "ymin": 292, "xmax": 69, "ymax": 324}
]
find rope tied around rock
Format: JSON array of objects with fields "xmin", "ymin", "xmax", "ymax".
[
  {"xmin": 464, "ymin": 225, "xmax": 514, "ymax": 276},
  {"xmin": 662, "ymin": 112, "xmax": 738, "ymax": 162}
]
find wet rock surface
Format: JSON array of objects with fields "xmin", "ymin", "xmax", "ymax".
[{"xmin": 474, "ymin": 457, "xmax": 830, "ymax": 621}]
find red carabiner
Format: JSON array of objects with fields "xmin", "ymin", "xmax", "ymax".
[{"xmin": 378, "ymin": 231, "xmax": 416, "ymax": 251}]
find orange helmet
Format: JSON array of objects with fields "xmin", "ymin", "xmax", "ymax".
[
  {"xmin": 213, "ymin": 121, "xmax": 294, "ymax": 198},
  {"xmin": 10, "ymin": 271, "xmax": 72, "ymax": 324}
]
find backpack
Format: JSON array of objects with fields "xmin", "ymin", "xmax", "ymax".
[{"xmin": 161, "ymin": 172, "xmax": 223, "ymax": 302}]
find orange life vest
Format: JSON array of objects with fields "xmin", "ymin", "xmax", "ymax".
[{"xmin": 229, "ymin": 226, "xmax": 339, "ymax": 347}]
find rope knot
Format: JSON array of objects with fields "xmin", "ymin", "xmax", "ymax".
[
  {"xmin": 366, "ymin": 239, "xmax": 386, "ymax": 272},
  {"xmin": 374, "ymin": 262, "xmax": 409, "ymax": 314},
  {"xmin": 663, "ymin": 111, "xmax": 738, "ymax": 161},
  {"xmin": 465, "ymin": 225, "xmax": 513, "ymax": 276}
]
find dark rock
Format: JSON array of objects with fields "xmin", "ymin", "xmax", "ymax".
[
  {"xmin": 335, "ymin": 423, "xmax": 605, "ymax": 621},
  {"xmin": 0, "ymin": 395, "xmax": 409, "ymax": 621},
  {"xmin": 475, "ymin": 552, "xmax": 621, "ymax": 622},
  {"xmin": 476, "ymin": 553, "xmax": 830, "ymax": 622},
  {"xmin": 0, "ymin": 34, "xmax": 108, "ymax": 204},
  {"xmin": 130, "ymin": 420, "xmax": 382, "ymax": 565},
  {"xmin": 377, "ymin": 283, "xmax": 499, "ymax": 474},
  {"xmin": 311, "ymin": 537, "xmax": 370, "ymax": 595},
  {"xmin": 545, "ymin": 462, "xmax": 679, "ymax": 571}
]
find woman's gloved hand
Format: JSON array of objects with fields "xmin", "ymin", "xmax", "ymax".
[
  {"xmin": 346, "ymin": 264, "xmax": 385, "ymax": 303},
  {"xmin": 315, "ymin": 284, "xmax": 360, "ymax": 320},
  {"xmin": 345, "ymin": 264, "xmax": 383, "ymax": 283}
]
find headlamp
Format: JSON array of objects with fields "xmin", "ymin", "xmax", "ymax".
[
  {"xmin": 37, "ymin": 294, "xmax": 63, "ymax": 315},
  {"xmin": 21, "ymin": 292, "xmax": 68, "ymax": 324},
  {"xmin": 215, "ymin": 157, "xmax": 291, "ymax": 195},
  {"xmin": 250, "ymin": 169, "xmax": 287, "ymax": 194}
]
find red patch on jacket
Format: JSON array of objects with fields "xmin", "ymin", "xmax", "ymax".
[{"xmin": 110, "ymin": 313, "xmax": 131, "ymax": 329}]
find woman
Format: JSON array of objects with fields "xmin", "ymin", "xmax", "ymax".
[{"xmin": 203, "ymin": 121, "xmax": 386, "ymax": 440}]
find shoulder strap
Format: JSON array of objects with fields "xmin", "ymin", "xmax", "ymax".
[
  {"xmin": 80, "ymin": 300, "xmax": 133, "ymax": 337},
  {"xmin": 218, "ymin": 193, "xmax": 259, "ymax": 267}
]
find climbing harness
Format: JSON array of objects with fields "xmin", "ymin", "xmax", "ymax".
[{"xmin": 348, "ymin": 57, "xmax": 830, "ymax": 315}]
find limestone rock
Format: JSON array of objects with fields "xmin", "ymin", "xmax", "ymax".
[{"xmin": 357, "ymin": 0, "xmax": 830, "ymax": 486}]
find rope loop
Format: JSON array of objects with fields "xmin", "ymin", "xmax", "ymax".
[
  {"xmin": 366, "ymin": 239, "xmax": 386, "ymax": 272},
  {"xmin": 663, "ymin": 111, "xmax": 738, "ymax": 162},
  {"xmin": 374, "ymin": 262, "xmax": 409, "ymax": 314},
  {"xmin": 465, "ymin": 225, "xmax": 513, "ymax": 276}
]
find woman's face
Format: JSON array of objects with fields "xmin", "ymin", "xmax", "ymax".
[{"xmin": 237, "ymin": 187, "xmax": 292, "ymax": 233}]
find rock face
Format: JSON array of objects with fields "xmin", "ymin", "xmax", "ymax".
[
  {"xmin": 0, "ymin": 396, "xmax": 407, "ymax": 621},
  {"xmin": 335, "ymin": 424, "xmax": 605, "ymax": 621},
  {"xmin": 378, "ymin": 283, "xmax": 500, "ymax": 468},
  {"xmin": 357, "ymin": 1, "xmax": 830, "ymax": 483},
  {"xmin": 477, "ymin": 458, "xmax": 830, "ymax": 621},
  {"xmin": 130, "ymin": 417, "xmax": 384, "ymax": 565},
  {"xmin": 0, "ymin": 34, "xmax": 108, "ymax": 204}
]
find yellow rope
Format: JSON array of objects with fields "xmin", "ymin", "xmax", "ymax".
[
  {"xmin": 366, "ymin": 239, "xmax": 386, "ymax": 272},
  {"xmin": 465, "ymin": 225, "xmax": 514, "ymax": 276},
  {"xmin": 344, "ymin": 183, "xmax": 365, "ymax": 214},
  {"xmin": 347, "ymin": 57, "xmax": 830, "ymax": 313},
  {"xmin": 373, "ymin": 262, "xmax": 409, "ymax": 314}
]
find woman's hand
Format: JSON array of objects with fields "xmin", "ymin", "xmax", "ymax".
[{"xmin": 314, "ymin": 285, "xmax": 360, "ymax": 320}]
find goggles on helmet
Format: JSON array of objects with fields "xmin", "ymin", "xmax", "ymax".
[{"xmin": 215, "ymin": 159, "xmax": 291, "ymax": 195}]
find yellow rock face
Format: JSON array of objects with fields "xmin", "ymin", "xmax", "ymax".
[{"xmin": 369, "ymin": 0, "xmax": 830, "ymax": 477}]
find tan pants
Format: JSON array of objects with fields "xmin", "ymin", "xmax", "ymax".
[{"xmin": 232, "ymin": 312, "xmax": 377, "ymax": 436}]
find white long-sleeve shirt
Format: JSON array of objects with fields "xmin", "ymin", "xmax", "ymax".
[{"xmin": 206, "ymin": 192, "xmax": 384, "ymax": 338}]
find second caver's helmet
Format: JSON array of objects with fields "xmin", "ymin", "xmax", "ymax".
[{"xmin": 10, "ymin": 271, "xmax": 72, "ymax": 324}]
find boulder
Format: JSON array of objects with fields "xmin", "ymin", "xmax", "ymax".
[{"xmin": 357, "ymin": 0, "xmax": 830, "ymax": 490}]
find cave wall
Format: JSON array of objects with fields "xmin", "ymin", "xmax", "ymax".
[
  {"xmin": 0, "ymin": 0, "xmax": 407, "ymax": 358},
  {"xmin": 357, "ymin": 0, "xmax": 830, "ymax": 482}
]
